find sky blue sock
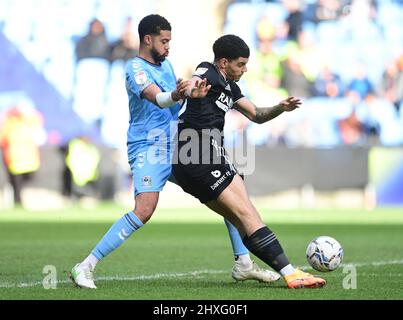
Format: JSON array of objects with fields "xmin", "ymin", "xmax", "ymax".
[
  {"xmin": 91, "ymin": 211, "xmax": 143, "ymax": 260},
  {"xmin": 224, "ymin": 219, "xmax": 249, "ymax": 256}
]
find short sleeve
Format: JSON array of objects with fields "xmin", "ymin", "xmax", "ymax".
[
  {"xmin": 192, "ymin": 62, "xmax": 218, "ymax": 86},
  {"xmin": 230, "ymin": 82, "xmax": 244, "ymax": 102}
]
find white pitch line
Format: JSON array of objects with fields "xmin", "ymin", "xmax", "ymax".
[
  {"xmin": 341, "ymin": 259, "xmax": 403, "ymax": 267},
  {"xmin": 0, "ymin": 270, "xmax": 227, "ymax": 289},
  {"xmin": 1, "ymin": 259, "xmax": 403, "ymax": 289}
]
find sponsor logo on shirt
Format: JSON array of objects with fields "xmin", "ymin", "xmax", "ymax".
[
  {"xmin": 211, "ymin": 170, "xmax": 221, "ymax": 178},
  {"xmin": 215, "ymin": 92, "xmax": 233, "ymax": 112},
  {"xmin": 210, "ymin": 170, "xmax": 232, "ymax": 190}
]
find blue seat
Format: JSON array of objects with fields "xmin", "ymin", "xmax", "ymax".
[{"xmin": 72, "ymin": 58, "xmax": 110, "ymax": 125}]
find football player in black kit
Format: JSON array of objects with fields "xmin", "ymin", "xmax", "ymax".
[{"xmin": 173, "ymin": 35, "xmax": 326, "ymax": 289}]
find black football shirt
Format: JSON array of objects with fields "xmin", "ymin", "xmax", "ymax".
[{"xmin": 178, "ymin": 62, "xmax": 244, "ymax": 132}]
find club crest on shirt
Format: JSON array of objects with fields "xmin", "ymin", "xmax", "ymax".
[
  {"xmin": 141, "ymin": 176, "xmax": 152, "ymax": 187},
  {"xmin": 134, "ymin": 71, "xmax": 148, "ymax": 85}
]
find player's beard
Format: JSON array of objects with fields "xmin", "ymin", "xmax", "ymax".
[
  {"xmin": 234, "ymin": 73, "xmax": 244, "ymax": 82},
  {"xmin": 151, "ymin": 48, "xmax": 166, "ymax": 63}
]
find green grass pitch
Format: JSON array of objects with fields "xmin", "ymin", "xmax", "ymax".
[{"xmin": 0, "ymin": 205, "xmax": 402, "ymax": 300}]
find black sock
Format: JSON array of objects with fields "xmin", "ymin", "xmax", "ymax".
[{"xmin": 242, "ymin": 226, "xmax": 290, "ymax": 272}]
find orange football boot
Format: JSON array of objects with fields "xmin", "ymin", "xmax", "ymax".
[{"xmin": 284, "ymin": 269, "xmax": 326, "ymax": 289}]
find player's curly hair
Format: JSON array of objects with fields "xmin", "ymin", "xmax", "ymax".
[
  {"xmin": 138, "ymin": 14, "xmax": 171, "ymax": 42},
  {"xmin": 213, "ymin": 34, "xmax": 250, "ymax": 61}
]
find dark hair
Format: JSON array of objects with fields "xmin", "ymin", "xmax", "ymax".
[
  {"xmin": 138, "ymin": 14, "xmax": 171, "ymax": 42},
  {"xmin": 213, "ymin": 35, "xmax": 250, "ymax": 61}
]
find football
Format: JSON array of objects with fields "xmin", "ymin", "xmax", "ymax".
[{"xmin": 306, "ymin": 236, "xmax": 344, "ymax": 272}]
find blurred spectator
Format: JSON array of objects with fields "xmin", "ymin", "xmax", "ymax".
[
  {"xmin": 398, "ymin": 53, "xmax": 403, "ymax": 70},
  {"xmin": 59, "ymin": 144, "xmax": 73, "ymax": 198},
  {"xmin": 73, "ymin": 19, "xmax": 111, "ymax": 127},
  {"xmin": 64, "ymin": 136, "xmax": 101, "ymax": 199},
  {"xmin": 355, "ymin": 92, "xmax": 381, "ymax": 143},
  {"xmin": 0, "ymin": 104, "xmax": 46, "ymax": 206},
  {"xmin": 282, "ymin": 0, "xmax": 304, "ymax": 40},
  {"xmin": 337, "ymin": 108, "xmax": 365, "ymax": 145},
  {"xmin": 342, "ymin": 0, "xmax": 381, "ymax": 43},
  {"xmin": 310, "ymin": 0, "xmax": 344, "ymax": 24},
  {"xmin": 244, "ymin": 28, "xmax": 289, "ymax": 142},
  {"xmin": 293, "ymin": 30, "xmax": 323, "ymax": 82},
  {"xmin": 356, "ymin": 92, "xmax": 403, "ymax": 146},
  {"xmin": 281, "ymin": 52, "xmax": 312, "ymax": 98},
  {"xmin": 349, "ymin": 0, "xmax": 379, "ymax": 23},
  {"xmin": 253, "ymin": 37, "xmax": 283, "ymax": 88},
  {"xmin": 255, "ymin": 15, "xmax": 275, "ymax": 43},
  {"xmin": 312, "ymin": 65, "xmax": 344, "ymax": 97},
  {"xmin": 271, "ymin": 21, "xmax": 298, "ymax": 59},
  {"xmin": 75, "ymin": 18, "xmax": 110, "ymax": 62},
  {"xmin": 245, "ymin": 19, "xmax": 288, "ymax": 104},
  {"xmin": 109, "ymin": 17, "xmax": 139, "ymax": 63},
  {"xmin": 347, "ymin": 65, "xmax": 374, "ymax": 101},
  {"xmin": 380, "ymin": 57, "xmax": 403, "ymax": 112}
]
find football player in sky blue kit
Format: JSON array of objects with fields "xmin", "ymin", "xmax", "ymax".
[{"xmin": 70, "ymin": 14, "xmax": 279, "ymax": 289}]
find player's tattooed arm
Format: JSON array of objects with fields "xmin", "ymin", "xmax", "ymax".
[
  {"xmin": 254, "ymin": 104, "xmax": 284, "ymax": 124},
  {"xmin": 235, "ymin": 96, "xmax": 301, "ymax": 124}
]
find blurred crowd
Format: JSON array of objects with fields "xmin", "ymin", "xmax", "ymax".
[
  {"xmin": 1, "ymin": 0, "xmax": 403, "ymax": 207},
  {"xmin": 1, "ymin": 0, "xmax": 402, "ymax": 151},
  {"xmin": 224, "ymin": 0, "xmax": 403, "ymax": 147},
  {"xmin": 71, "ymin": 16, "xmax": 138, "ymax": 142},
  {"xmin": 75, "ymin": 17, "xmax": 138, "ymax": 64},
  {"xmin": 0, "ymin": 0, "xmax": 144, "ymax": 149},
  {"xmin": 0, "ymin": 99, "xmax": 105, "ymax": 207}
]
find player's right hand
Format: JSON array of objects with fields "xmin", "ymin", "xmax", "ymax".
[
  {"xmin": 187, "ymin": 78, "xmax": 211, "ymax": 99},
  {"xmin": 278, "ymin": 96, "xmax": 301, "ymax": 112}
]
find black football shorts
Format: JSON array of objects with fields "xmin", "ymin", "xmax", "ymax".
[{"xmin": 172, "ymin": 131, "xmax": 238, "ymax": 203}]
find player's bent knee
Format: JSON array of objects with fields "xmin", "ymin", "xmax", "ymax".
[{"xmin": 134, "ymin": 193, "xmax": 159, "ymax": 223}]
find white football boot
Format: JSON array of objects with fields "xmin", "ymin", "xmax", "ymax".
[
  {"xmin": 70, "ymin": 263, "xmax": 97, "ymax": 289},
  {"xmin": 232, "ymin": 261, "xmax": 281, "ymax": 283}
]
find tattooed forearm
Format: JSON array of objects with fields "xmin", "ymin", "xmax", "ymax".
[{"xmin": 254, "ymin": 105, "xmax": 284, "ymax": 124}]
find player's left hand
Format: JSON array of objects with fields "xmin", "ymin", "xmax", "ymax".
[
  {"xmin": 279, "ymin": 96, "xmax": 302, "ymax": 112},
  {"xmin": 188, "ymin": 78, "xmax": 211, "ymax": 98}
]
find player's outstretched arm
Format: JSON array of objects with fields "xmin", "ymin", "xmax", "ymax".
[
  {"xmin": 173, "ymin": 78, "xmax": 191, "ymax": 100},
  {"xmin": 141, "ymin": 79, "xmax": 190, "ymax": 108},
  {"xmin": 234, "ymin": 96, "xmax": 301, "ymax": 124}
]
